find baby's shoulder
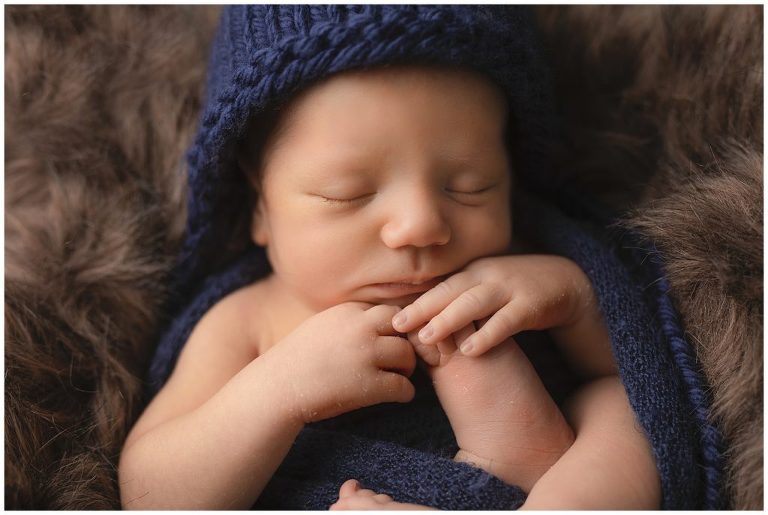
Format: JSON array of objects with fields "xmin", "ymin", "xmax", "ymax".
[
  {"xmin": 217, "ymin": 277, "xmax": 273, "ymax": 313},
  {"xmin": 192, "ymin": 278, "xmax": 273, "ymax": 355}
]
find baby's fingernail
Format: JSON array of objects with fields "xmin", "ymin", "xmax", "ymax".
[
  {"xmin": 460, "ymin": 338, "xmax": 475, "ymax": 354},
  {"xmin": 419, "ymin": 325, "xmax": 434, "ymax": 342},
  {"xmin": 392, "ymin": 312, "xmax": 407, "ymax": 329}
]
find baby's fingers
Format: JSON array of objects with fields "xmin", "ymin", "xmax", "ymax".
[
  {"xmin": 375, "ymin": 336, "xmax": 416, "ymax": 376},
  {"xmin": 375, "ymin": 371, "xmax": 416, "ymax": 403},
  {"xmin": 414, "ymin": 284, "xmax": 504, "ymax": 346},
  {"xmin": 365, "ymin": 304, "xmax": 404, "ymax": 336},
  {"xmin": 409, "ymin": 329, "xmax": 442, "ymax": 367},
  {"xmin": 458, "ymin": 307, "xmax": 520, "ymax": 356},
  {"xmin": 392, "ymin": 273, "xmax": 477, "ymax": 333}
]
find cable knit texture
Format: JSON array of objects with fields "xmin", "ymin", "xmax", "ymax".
[{"xmin": 149, "ymin": 5, "xmax": 724, "ymax": 509}]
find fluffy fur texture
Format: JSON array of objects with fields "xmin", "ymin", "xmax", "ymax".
[
  {"xmin": 5, "ymin": 6, "xmax": 219, "ymax": 507},
  {"xmin": 4, "ymin": 5, "xmax": 762, "ymax": 509}
]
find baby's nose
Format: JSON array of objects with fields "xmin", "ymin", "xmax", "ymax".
[{"xmin": 379, "ymin": 192, "xmax": 451, "ymax": 249}]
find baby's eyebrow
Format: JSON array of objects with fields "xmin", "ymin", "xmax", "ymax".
[
  {"xmin": 436, "ymin": 142, "xmax": 503, "ymax": 165},
  {"xmin": 438, "ymin": 148, "xmax": 481, "ymax": 162},
  {"xmin": 297, "ymin": 146, "xmax": 380, "ymax": 172},
  {"xmin": 293, "ymin": 162, "xmax": 374, "ymax": 185},
  {"xmin": 437, "ymin": 152, "xmax": 509, "ymax": 176}
]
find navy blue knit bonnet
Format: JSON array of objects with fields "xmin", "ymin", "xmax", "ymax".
[{"xmin": 179, "ymin": 5, "xmax": 556, "ymax": 294}]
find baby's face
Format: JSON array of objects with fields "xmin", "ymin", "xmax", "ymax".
[{"xmin": 251, "ymin": 66, "xmax": 512, "ymax": 310}]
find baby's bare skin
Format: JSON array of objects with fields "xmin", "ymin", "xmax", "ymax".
[{"xmin": 411, "ymin": 331, "xmax": 574, "ymax": 492}]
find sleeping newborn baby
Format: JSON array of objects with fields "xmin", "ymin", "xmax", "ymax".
[{"xmin": 119, "ymin": 64, "xmax": 660, "ymax": 509}]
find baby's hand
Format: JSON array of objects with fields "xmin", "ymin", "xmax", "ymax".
[
  {"xmin": 393, "ymin": 255, "xmax": 596, "ymax": 357},
  {"xmin": 330, "ymin": 479, "xmax": 435, "ymax": 510},
  {"xmin": 271, "ymin": 303, "xmax": 416, "ymax": 424}
]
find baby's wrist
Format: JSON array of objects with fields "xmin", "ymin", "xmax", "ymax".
[
  {"xmin": 280, "ymin": 375, "xmax": 342, "ymax": 426},
  {"xmin": 282, "ymin": 379, "xmax": 318, "ymax": 426}
]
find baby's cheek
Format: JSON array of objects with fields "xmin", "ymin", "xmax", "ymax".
[{"xmin": 464, "ymin": 209, "xmax": 511, "ymax": 258}]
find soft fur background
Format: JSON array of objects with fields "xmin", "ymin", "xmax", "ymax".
[{"xmin": 5, "ymin": 5, "xmax": 762, "ymax": 509}]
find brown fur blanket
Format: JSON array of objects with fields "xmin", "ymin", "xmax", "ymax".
[{"xmin": 5, "ymin": 6, "xmax": 762, "ymax": 509}]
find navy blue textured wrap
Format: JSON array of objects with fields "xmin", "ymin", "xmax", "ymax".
[{"xmin": 148, "ymin": 5, "xmax": 724, "ymax": 510}]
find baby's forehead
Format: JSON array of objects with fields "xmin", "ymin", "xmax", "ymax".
[
  {"xmin": 243, "ymin": 65, "xmax": 513, "ymax": 187},
  {"xmin": 277, "ymin": 65, "xmax": 509, "ymax": 131}
]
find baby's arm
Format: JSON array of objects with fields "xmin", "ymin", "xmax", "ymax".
[
  {"xmin": 119, "ymin": 293, "xmax": 301, "ymax": 509},
  {"xmin": 521, "ymin": 377, "xmax": 661, "ymax": 509},
  {"xmin": 119, "ymin": 294, "xmax": 415, "ymax": 509}
]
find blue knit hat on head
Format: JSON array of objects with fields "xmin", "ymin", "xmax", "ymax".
[{"xmin": 179, "ymin": 5, "xmax": 556, "ymax": 294}]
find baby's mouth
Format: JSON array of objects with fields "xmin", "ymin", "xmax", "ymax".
[{"xmin": 368, "ymin": 275, "xmax": 446, "ymax": 298}]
